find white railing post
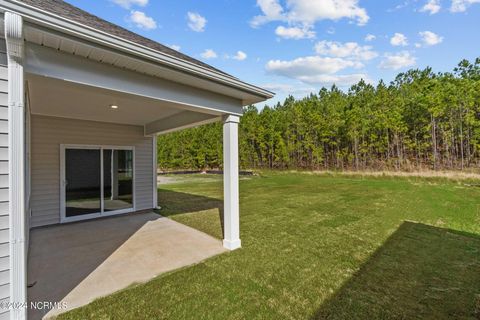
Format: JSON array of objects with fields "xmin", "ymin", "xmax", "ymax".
[{"xmin": 222, "ymin": 115, "xmax": 241, "ymax": 250}]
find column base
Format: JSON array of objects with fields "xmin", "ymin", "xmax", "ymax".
[{"xmin": 223, "ymin": 239, "xmax": 241, "ymax": 250}]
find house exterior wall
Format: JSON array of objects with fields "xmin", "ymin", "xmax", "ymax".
[
  {"xmin": 30, "ymin": 115, "xmax": 154, "ymax": 228},
  {"xmin": 0, "ymin": 37, "xmax": 10, "ymax": 320}
]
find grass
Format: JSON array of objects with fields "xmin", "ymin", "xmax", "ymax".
[{"xmin": 59, "ymin": 172, "xmax": 480, "ymax": 320}]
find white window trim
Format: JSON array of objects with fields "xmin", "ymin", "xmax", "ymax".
[{"xmin": 59, "ymin": 144, "xmax": 136, "ymax": 224}]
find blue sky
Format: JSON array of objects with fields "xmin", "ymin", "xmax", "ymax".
[{"xmin": 66, "ymin": 0, "xmax": 480, "ymax": 106}]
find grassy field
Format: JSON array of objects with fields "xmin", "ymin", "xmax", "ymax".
[{"xmin": 60, "ymin": 172, "xmax": 480, "ymax": 320}]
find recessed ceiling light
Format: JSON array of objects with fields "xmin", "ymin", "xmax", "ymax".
[{"xmin": 110, "ymin": 105, "xmax": 119, "ymax": 109}]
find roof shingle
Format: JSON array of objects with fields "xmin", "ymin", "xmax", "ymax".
[{"xmin": 21, "ymin": 0, "xmax": 234, "ymax": 77}]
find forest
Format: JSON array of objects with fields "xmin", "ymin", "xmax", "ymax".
[{"xmin": 157, "ymin": 58, "xmax": 480, "ymax": 171}]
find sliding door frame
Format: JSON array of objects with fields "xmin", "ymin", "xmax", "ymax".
[{"xmin": 60, "ymin": 144, "xmax": 136, "ymax": 223}]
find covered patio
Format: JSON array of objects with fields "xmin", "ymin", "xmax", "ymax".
[
  {"xmin": 20, "ymin": 20, "xmax": 248, "ymax": 320},
  {"xmin": 27, "ymin": 211, "xmax": 225, "ymax": 319}
]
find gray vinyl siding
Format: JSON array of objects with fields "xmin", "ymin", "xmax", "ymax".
[
  {"xmin": 30, "ymin": 115, "xmax": 154, "ymax": 227},
  {"xmin": 0, "ymin": 37, "xmax": 9, "ymax": 319}
]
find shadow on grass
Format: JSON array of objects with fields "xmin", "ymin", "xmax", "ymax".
[
  {"xmin": 158, "ymin": 189, "xmax": 224, "ymax": 239},
  {"xmin": 312, "ymin": 222, "xmax": 480, "ymax": 320}
]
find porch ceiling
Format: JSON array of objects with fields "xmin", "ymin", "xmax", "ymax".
[
  {"xmin": 24, "ymin": 43, "xmax": 241, "ymax": 134},
  {"xmin": 27, "ymin": 74, "xmax": 198, "ymax": 127}
]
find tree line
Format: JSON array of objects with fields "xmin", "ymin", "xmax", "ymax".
[{"xmin": 157, "ymin": 58, "xmax": 480, "ymax": 171}]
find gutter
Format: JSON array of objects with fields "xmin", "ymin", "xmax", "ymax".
[{"xmin": 0, "ymin": 0, "xmax": 274, "ymax": 100}]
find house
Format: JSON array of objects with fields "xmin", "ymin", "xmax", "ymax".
[{"xmin": 0, "ymin": 0, "xmax": 273, "ymax": 319}]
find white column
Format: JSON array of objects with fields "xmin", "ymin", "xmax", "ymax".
[
  {"xmin": 222, "ymin": 115, "xmax": 241, "ymax": 250},
  {"xmin": 152, "ymin": 135, "xmax": 158, "ymax": 209},
  {"xmin": 5, "ymin": 12, "xmax": 27, "ymax": 320}
]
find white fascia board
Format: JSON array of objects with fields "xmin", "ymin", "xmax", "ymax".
[{"xmin": 0, "ymin": 0, "xmax": 274, "ymax": 102}]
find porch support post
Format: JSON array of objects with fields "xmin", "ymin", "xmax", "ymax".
[
  {"xmin": 5, "ymin": 12, "xmax": 27, "ymax": 320},
  {"xmin": 222, "ymin": 115, "xmax": 241, "ymax": 250},
  {"xmin": 152, "ymin": 135, "xmax": 158, "ymax": 209}
]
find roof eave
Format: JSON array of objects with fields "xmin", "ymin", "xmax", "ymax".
[{"xmin": 0, "ymin": 0, "xmax": 274, "ymax": 102}]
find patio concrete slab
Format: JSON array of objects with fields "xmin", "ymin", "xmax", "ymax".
[{"xmin": 27, "ymin": 212, "xmax": 226, "ymax": 319}]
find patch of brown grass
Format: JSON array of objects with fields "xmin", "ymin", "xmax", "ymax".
[{"xmin": 302, "ymin": 170, "xmax": 480, "ymax": 181}]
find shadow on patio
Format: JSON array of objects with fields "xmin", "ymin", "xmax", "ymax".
[
  {"xmin": 311, "ymin": 221, "xmax": 480, "ymax": 319},
  {"xmin": 28, "ymin": 191, "xmax": 225, "ymax": 319}
]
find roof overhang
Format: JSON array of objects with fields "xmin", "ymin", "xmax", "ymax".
[
  {"xmin": 0, "ymin": 0, "xmax": 274, "ymax": 105},
  {"xmin": 24, "ymin": 43, "xmax": 235, "ymax": 135}
]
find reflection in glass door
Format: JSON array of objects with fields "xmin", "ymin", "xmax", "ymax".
[
  {"xmin": 65, "ymin": 149, "xmax": 102, "ymax": 217},
  {"xmin": 63, "ymin": 146, "xmax": 134, "ymax": 222},
  {"xmin": 103, "ymin": 149, "xmax": 134, "ymax": 212}
]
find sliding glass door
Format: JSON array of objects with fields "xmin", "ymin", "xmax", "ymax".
[{"xmin": 62, "ymin": 146, "xmax": 134, "ymax": 222}]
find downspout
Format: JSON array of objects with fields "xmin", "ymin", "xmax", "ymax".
[{"xmin": 5, "ymin": 11, "xmax": 27, "ymax": 320}]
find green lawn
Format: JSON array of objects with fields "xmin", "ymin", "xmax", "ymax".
[{"xmin": 60, "ymin": 172, "xmax": 480, "ymax": 320}]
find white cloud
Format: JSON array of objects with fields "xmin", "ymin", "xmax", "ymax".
[
  {"xmin": 419, "ymin": 31, "xmax": 443, "ymax": 46},
  {"xmin": 129, "ymin": 11, "xmax": 157, "ymax": 30},
  {"xmin": 111, "ymin": 0, "xmax": 148, "ymax": 9},
  {"xmin": 420, "ymin": 0, "xmax": 441, "ymax": 14},
  {"xmin": 266, "ymin": 56, "xmax": 364, "ymax": 84},
  {"xmin": 300, "ymin": 73, "xmax": 370, "ymax": 86},
  {"xmin": 251, "ymin": 0, "xmax": 285, "ymax": 27},
  {"xmin": 379, "ymin": 51, "xmax": 416, "ymax": 70},
  {"xmin": 290, "ymin": 0, "xmax": 370, "ymax": 26},
  {"xmin": 187, "ymin": 12, "xmax": 207, "ymax": 32},
  {"xmin": 314, "ymin": 41, "xmax": 378, "ymax": 61},
  {"xmin": 390, "ymin": 33, "xmax": 408, "ymax": 46},
  {"xmin": 251, "ymin": 0, "xmax": 369, "ymax": 28},
  {"xmin": 168, "ymin": 44, "xmax": 181, "ymax": 51},
  {"xmin": 365, "ymin": 34, "xmax": 376, "ymax": 42},
  {"xmin": 200, "ymin": 49, "xmax": 217, "ymax": 59},
  {"xmin": 232, "ymin": 51, "xmax": 248, "ymax": 61},
  {"xmin": 388, "ymin": 1, "xmax": 410, "ymax": 12},
  {"xmin": 451, "ymin": 0, "xmax": 480, "ymax": 12},
  {"xmin": 275, "ymin": 25, "xmax": 315, "ymax": 39},
  {"xmin": 262, "ymin": 83, "xmax": 316, "ymax": 95}
]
